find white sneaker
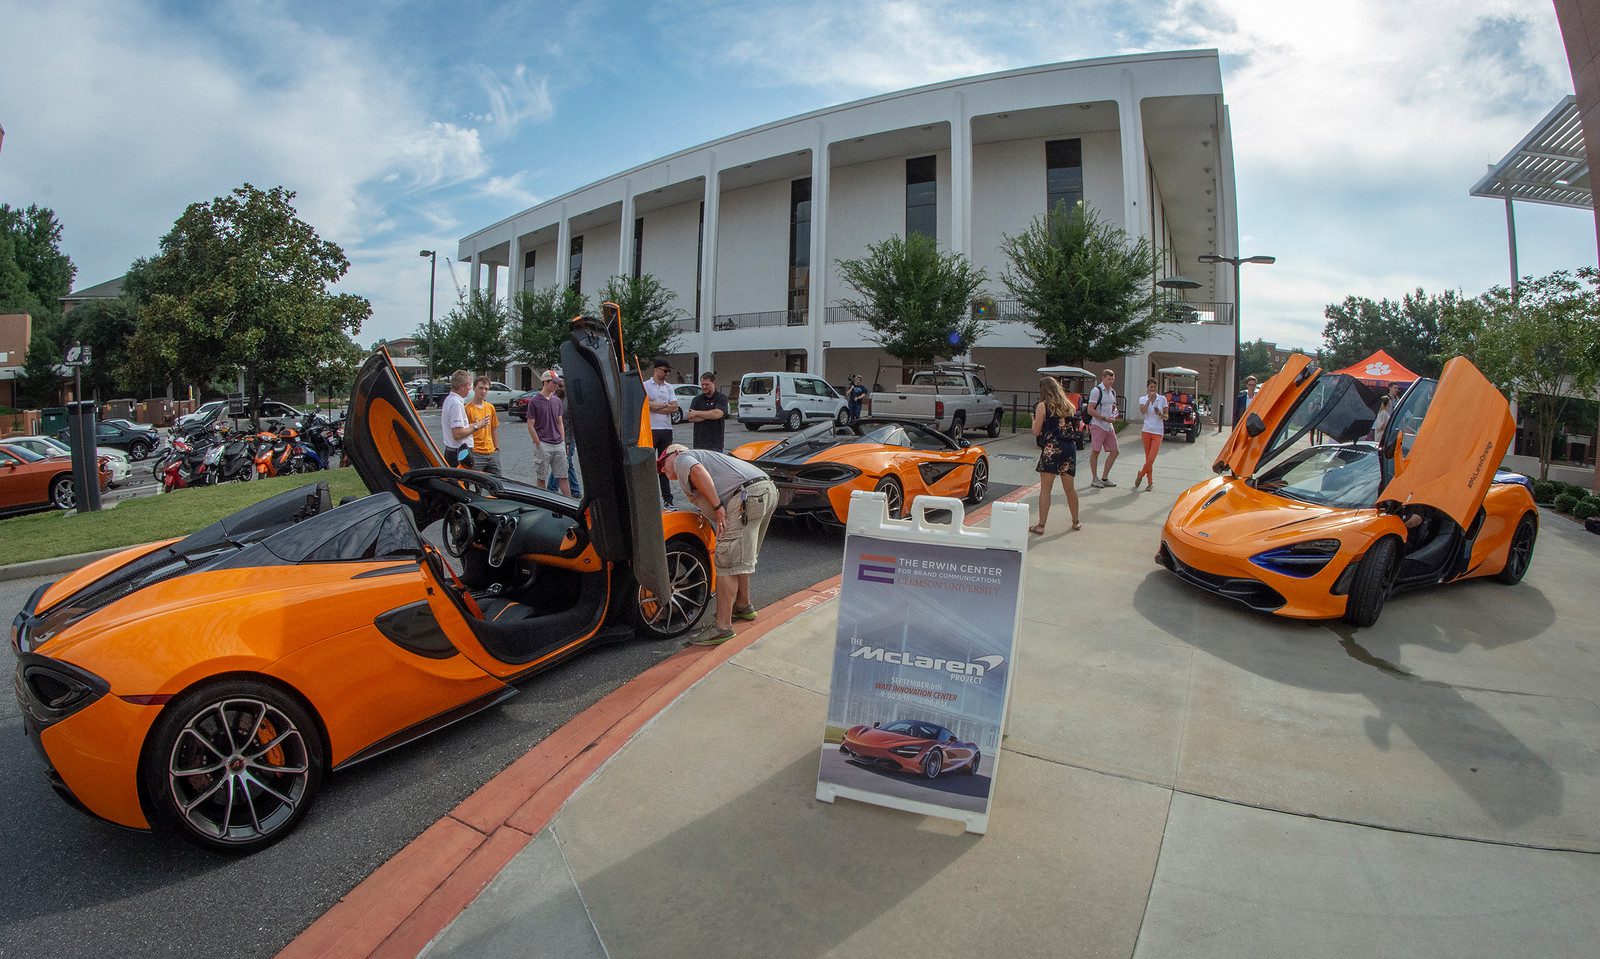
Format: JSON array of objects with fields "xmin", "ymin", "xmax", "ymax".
[
  {"xmin": 1101, "ymin": 477, "xmax": 1118, "ymax": 487},
  {"xmin": 1089, "ymin": 478, "xmax": 1106, "ymax": 488}
]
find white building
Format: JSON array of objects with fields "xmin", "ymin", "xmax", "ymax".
[{"xmin": 459, "ymin": 50, "xmax": 1241, "ymax": 418}]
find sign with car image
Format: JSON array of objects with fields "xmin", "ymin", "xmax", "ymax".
[{"xmin": 816, "ymin": 491, "xmax": 1028, "ymax": 834}]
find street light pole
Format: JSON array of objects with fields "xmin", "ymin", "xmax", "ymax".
[
  {"xmin": 420, "ymin": 250, "xmax": 437, "ymax": 383},
  {"xmin": 1198, "ymin": 252, "xmax": 1275, "ymax": 426}
]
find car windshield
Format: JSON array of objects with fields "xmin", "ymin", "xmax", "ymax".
[
  {"xmin": 881, "ymin": 720, "xmax": 941, "ymax": 739},
  {"xmin": 1254, "ymin": 444, "xmax": 1382, "ymax": 509},
  {"xmin": 25, "ymin": 438, "xmax": 70, "ymax": 455},
  {"xmin": 5, "ymin": 444, "xmax": 45, "ymax": 462}
]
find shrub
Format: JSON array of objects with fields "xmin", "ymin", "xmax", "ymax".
[
  {"xmin": 1531, "ymin": 480, "xmax": 1557, "ymax": 504},
  {"xmin": 1553, "ymin": 492, "xmax": 1581, "ymax": 514},
  {"xmin": 1576, "ymin": 498, "xmax": 1600, "ymax": 522}
]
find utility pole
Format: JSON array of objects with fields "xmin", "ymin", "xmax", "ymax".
[{"xmin": 420, "ymin": 250, "xmax": 438, "ymax": 382}]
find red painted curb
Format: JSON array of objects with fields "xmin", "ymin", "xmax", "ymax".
[{"xmin": 276, "ymin": 483, "xmax": 1040, "ymax": 959}]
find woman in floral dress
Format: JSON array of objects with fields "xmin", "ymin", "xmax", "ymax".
[{"xmin": 1030, "ymin": 376, "xmax": 1081, "ymax": 535}]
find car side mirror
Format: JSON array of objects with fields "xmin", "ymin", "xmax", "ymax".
[
  {"xmin": 959, "ymin": 439, "xmax": 971, "ymax": 448},
  {"xmin": 872, "ymin": 722, "xmax": 880, "ymax": 728}
]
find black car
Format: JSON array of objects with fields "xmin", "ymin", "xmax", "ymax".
[
  {"xmin": 410, "ymin": 383, "xmax": 453, "ymax": 409},
  {"xmin": 509, "ymin": 390, "xmax": 537, "ymax": 420},
  {"xmin": 55, "ymin": 420, "xmax": 163, "ymax": 461}
]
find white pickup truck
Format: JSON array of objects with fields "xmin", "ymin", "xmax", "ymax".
[{"xmin": 868, "ymin": 365, "xmax": 1005, "ymax": 438}]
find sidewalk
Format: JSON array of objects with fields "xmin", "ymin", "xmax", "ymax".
[{"xmin": 292, "ymin": 431, "xmax": 1600, "ymax": 958}]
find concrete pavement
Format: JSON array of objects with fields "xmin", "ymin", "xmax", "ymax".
[{"xmin": 311, "ymin": 429, "xmax": 1600, "ymax": 958}]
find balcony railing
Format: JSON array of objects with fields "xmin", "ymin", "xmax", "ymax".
[
  {"xmin": 986, "ymin": 297, "xmax": 1235, "ymax": 326},
  {"xmin": 710, "ymin": 309, "xmax": 808, "ymax": 331},
  {"xmin": 825, "ymin": 306, "xmax": 859, "ymax": 324},
  {"xmin": 673, "ymin": 315, "xmax": 699, "ymax": 333}
]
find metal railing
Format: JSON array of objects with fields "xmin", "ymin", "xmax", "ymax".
[
  {"xmin": 673, "ymin": 315, "xmax": 699, "ymax": 333},
  {"xmin": 985, "ymin": 297, "xmax": 1234, "ymax": 326},
  {"xmin": 710, "ymin": 309, "xmax": 808, "ymax": 330},
  {"xmin": 825, "ymin": 306, "xmax": 859, "ymax": 324}
]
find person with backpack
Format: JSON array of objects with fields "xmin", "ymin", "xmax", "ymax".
[
  {"xmin": 1029, "ymin": 376, "xmax": 1081, "ymax": 535},
  {"xmin": 1083, "ymin": 369, "xmax": 1121, "ymax": 488}
]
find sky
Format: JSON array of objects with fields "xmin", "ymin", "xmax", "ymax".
[{"xmin": 0, "ymin": 0, "xmax": 1593, "ymax": 352}]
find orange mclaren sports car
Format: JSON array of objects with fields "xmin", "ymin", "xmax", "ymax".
[
  {"xmin": 1158, "ymin": 354, "xmax": 1537, "ymax": 626},
  {"xmin": 730, "ymin": 417, "xmax": 989, "ymax": 523},
  {"xmin": 11, "ymin": 306, "xmax": 714, "ymax": 852},
  {"xmin": 839, "ymin": 719, "xmax": 980, "ymax": 780}
]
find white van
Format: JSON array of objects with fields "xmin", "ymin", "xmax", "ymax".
[{"xmin": 738, "ymin": 372, "xmax": 849, "ymax": 431}]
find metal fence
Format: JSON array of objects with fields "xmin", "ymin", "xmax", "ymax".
[
  {"xmin": 711, "ymin": 309, "xmax": 808, "ymax": 330},
  {"xmin": 673, "ymin": 315, "xmax": 699, "ymax": 333}
]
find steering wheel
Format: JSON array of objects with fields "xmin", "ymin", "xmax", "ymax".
[{"xmin": 442, "ymin": 502, "xmax": 475, "ymax": 557}]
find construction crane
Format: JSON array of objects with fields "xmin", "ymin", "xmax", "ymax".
[{"xmin": 443, "ymin": 257, "xmax": 466, "ymax": 300}]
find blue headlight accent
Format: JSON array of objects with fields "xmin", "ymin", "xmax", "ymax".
[
  {"xmin": 1250, "ymin": 539, "xmax": 1341, "ymax": 578},
  {"xmin": 1492, "ymin": 469, "xmax": 1532, "ymax": 492}
]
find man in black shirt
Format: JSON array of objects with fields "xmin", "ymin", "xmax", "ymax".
[{"xmin": 684, "ymin": 371, "xmax": 729, "ymax": 451}]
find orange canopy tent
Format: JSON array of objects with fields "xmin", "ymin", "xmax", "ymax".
[{"xmin": 1332, "ymin": 349, "xmax": 1420, "ymax": 386}]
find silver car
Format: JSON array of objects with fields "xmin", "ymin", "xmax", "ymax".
[{"xmin": 8, "ymin": 435, "xmax": 133, "ymax": 487}]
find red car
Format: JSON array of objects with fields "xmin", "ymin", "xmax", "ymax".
[
  {"xmin": 0, "ymin": 442, "xmax": 109, "ymax": 515},
  {"xmin": 839, "ymin": 719, "xmax": 980, "ymax": 780}
]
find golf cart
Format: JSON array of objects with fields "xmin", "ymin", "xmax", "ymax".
[
  {"xmin": 1156, "ymin": 366, "xmax": 1201, "ymax": 443},
  {"xmin": 1037, "ymin": 365, "xmax": 1095, "ymax": 411}
]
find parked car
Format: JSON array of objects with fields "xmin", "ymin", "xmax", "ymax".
[
  {"xmin": 737, "ymin": 372, "xmax": 848, "ymax": 431},
  {"xmin": 175, "ymin": 400, "xmax": 303, "ymax": 434},
  {"xmin": 53, "ymin": 419, "xmax": 162, "ymax": 462},
  {"xmin": 509, "ymin": 389, "xmax": 536, "ymax": 421},
  {"xmin": 410, "ymin": 382, "xmax": 453, "ymax": 409},
  {"xmin": 174, "ymin": 400, "xmax": 228, "ymax": 431},
  {"xmin": 7, "ymin": 435, "xmax": 131, "ymax": 487},
  {"xmin": 12, "ymin": 307, "xmax": 716, "ymax": 853},
  {"xmin": 869, "ymin": 364, "xmax": 1004, "ymax": 438},
  {"xmin": 669, "ymin": 384, "xmax": 701, "ymax": 424},
  {"xmin": 0, "ymin": 442, "xmax": 109, "ymax": 515},
  {"xmin": 1158, "ymin": 355, "xmax": 1536, "ymax": 627}
]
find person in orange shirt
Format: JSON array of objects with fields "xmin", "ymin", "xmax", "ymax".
[{"xmin": 465, "ymin": 376, "xmax": 501, "ymax": 474}]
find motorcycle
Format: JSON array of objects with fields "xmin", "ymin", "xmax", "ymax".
[
  {"xmin": 298, "ymin": 412, "xmax": 342, "ymax": 470},
  {"xmin": 254, "ymin": 427, "xmax": 310, "ymax": 478}
]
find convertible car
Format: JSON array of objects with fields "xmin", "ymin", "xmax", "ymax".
[
  {"xmin": 839, "ymin": 719, "xmax": 980, "ymax": 780},
  {"xmin": 1158, "ymin": 354, "xmax": 1536, "ymax": 626},
  {"xmin": 730, "ymin": 417, "xmax": 989, "ymax": 524},
  {"xmin": 11, "ymin": 305, "xmax": 715, "ymax": 852}
]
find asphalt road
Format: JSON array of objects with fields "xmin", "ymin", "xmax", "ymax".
[{"xmin": 0, "ymin": 412, "xmax": 1015, "ymax": 959}]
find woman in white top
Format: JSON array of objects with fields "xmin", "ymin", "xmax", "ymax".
[{"xmin": 1133, "ymin": 379, "xmax": 1168, "ymax": 492}]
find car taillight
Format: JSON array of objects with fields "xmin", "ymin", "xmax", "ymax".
[
  {"xmin": 935, "ymin": 400, "xmax": 945, "ymax": 419},
  {"xmin": 775, "ymin": 382, "xmax": 781, "ymax": 409}
]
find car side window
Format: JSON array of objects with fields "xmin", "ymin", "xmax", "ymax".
[
  {"xmin": 0, "ymin": 450, "xmax": 17, "ymax": 465},
  {"xmin": 97, "ymin": 424, "xmax": 117, "ymax": 437}
]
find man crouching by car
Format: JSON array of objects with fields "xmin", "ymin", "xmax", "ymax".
[{"xmin": 658, "ymin": 443, "xmax": 777, "ymax": 647}]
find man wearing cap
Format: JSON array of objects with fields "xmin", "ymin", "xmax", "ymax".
[
  {"xmin": 658, "ymin": 444, "xmax": 776, "ymax": 646},
  {"xmin": 644, "ymin": 358, "xmax": 680, "ymax": 505},
  {"xmin": 527, "ymin": 370, "xmax": 571, "ymax": 497}
]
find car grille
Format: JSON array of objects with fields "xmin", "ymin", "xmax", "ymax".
[{"xmin": 1157, "ymin": 543, "xmax": 1286, "ymax": 612}]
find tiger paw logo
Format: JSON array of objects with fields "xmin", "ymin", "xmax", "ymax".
[{"xmin": 1364, "ymin": 361, "xmax": 1392, "ymax": 376}]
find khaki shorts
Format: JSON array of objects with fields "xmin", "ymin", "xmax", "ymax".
[
  {"xmin": 533, "ymin": 440, "xmax": 569, "ymax": 481},
  {"xmin": 714, "ymin": 481, "xmax": 776, "ymax": 576}
]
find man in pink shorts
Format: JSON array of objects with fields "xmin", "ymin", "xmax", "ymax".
[{"xmin": 1084, "ymin": 368, "xmax": 1120, "ymax": 487}]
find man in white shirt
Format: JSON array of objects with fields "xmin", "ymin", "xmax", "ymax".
[
  {"xmin": 1084, "ymin": 368, "xmax": 1121, "ymax": 488},
  {"xmin": 643, "ymin": 358, "xmax": 680, "ymax": 505},
  {"xmin": 440, "ymin": 369, "xmax": 486, "ymax": 465}
]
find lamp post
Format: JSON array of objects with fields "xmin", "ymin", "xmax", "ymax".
[
  {"xmin": 1198, "ymin": 253, "xmax": 1275, "ymax": 425},
  {"xmin": 419, "ymin": 250, "xmax": 437, "ymax": 383}
]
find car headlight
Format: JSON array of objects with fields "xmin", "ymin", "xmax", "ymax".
[
  {"xmin": 1250, "ymin": 539, "xmax": 1342, "ymax": 578},
  {"xmin": 888, "ymin": 745, "xmax": 924, "ymax": 757}
]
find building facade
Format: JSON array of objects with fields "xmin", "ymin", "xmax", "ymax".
[{"xmin": 460, "ymin": 51, "xmax": 1241, "ymax": 417}]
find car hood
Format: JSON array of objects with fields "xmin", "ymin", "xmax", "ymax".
[
  {"xmin": 850, "ymin": 728, "xmax": 932, "ymax": 749},
  {"xmin": 1167, "ymin": 476, "xmax": 1375, "ymax": 549}
]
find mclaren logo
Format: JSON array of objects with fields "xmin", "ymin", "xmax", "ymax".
[{"xmin": 849, "ymin": 645, "xmax": 1006, "ymax": 677}]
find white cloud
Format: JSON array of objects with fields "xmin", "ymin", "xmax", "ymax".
[{"xmin": 471, "ymin": 65, "xmax": 556, "ymax": 137}]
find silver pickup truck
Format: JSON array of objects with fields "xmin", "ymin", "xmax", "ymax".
[{"xmin": 868, "ymin": 365, "xmax": 1005, "ymax": 437}]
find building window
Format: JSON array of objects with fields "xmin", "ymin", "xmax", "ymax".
[
  {"xmin": 1045, "ymin": 139, "xmax": 1083, "ymax": 216},
  {"xmin": 906, "ymin": 155, "xmax": 936, "ymax": 240},
  {"xmin": 632, "ymin": 217, "xmax": 644, "ymax": 279},
  {"xmin": 568, "ymin": 235, "xmax": 583, "ymax": 290},
  {"xmin": 522, "ymin": 249, "xmax": 536, "ymax": 291},
  {"xmin": 788, "ymin": 177, "xmax": 811, "ymax": 318}
]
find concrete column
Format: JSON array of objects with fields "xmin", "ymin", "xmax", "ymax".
[
  {"xmin": 469, "ymin": 255, "xmax": 482, "ymax": 296},
  {"xmin": 509, "ymin": 227, "xmax": 523, "ymax": 299},
  {"xmin": 698, "ymin": 161, "xmax": 720, "ymax": 372},
  {"xmin": 619, "ymin": 180, "xmax": 636, "ymax": 280},
  {"xmin": 486, "ymin": 257, "xmax": 498, "ymax": 302},
  {"xmin": 808, "ymin": 127, "xmax": 830, "ymax": 378},
  {"xmin": 1117, "ymin": 69, "xmax": 1150, "ymax": 240},
  {"xmin": 556, "ymin": 205, "xmax": 572, "ymax": 291},
  {"xmin": 949, "ymin": 92, "xmax": 972, "ymax": 257}
]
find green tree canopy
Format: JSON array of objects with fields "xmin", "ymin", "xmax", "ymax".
[
  {"xmin": 510, "ymin": 284, "xmax": 590, "ymax": 373},
  {"xmin": 599, "ymin": 274, "xmax": 683, "ymax": 367},
  {"xmin": 1321, "ymin": 288, "xmax": 1452, "ymax": 378},
  {"xmin": 1440, "ymin": 268, "xmax": 1600, "ymax": 480},
  {"xmin": 125, "ymin": 184, "xmax": 370, "ymax": 425},
  {"xmin": 836, "ymin": 232, "xmax": 988, "ymax": 366},
  {"xmin": 68, "ymin": 297, "xmax": 140, "ymax": 399},
  {"xmin": 416, "ymin": 292, "xmax": 509, "ymax": 376},
  {"xmin": 1237, "ymin": 338, "xmax": 1279, "ymax": 383},
  {"xmin": 0, "ymin": 203, "xmax": 76, "ymax": 318},
  {"xmin": 1000, "ymin": 202, "xmax": 1160, "ymax": 364}
]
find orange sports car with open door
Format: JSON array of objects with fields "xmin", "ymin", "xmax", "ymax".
[
  {"xmin": 1158, "ymin": 354, "xmax": 1536, "ymax": 626},
  {"xmin": 11, "ymin": 306, "xmax": 714, "ymax": 852}
]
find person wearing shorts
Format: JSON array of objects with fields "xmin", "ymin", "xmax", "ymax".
[
  {"xmin": 658, "ymin": 443, "xmax": 776, "ymax": 647},
  {"xmin": 527, "ymin": 370, "xmax": 570, "ymax": 496},
  {"xmin": 465, "ymin": 376, "xmax": 501, "ymax": 475},
  {"xmin": 1084, "ymin": 368, "xmax": 1120, "ymax": 487},
  {"xmin": 1133, "ymin": 379, "xmax": 1167, "ymax": 491}
]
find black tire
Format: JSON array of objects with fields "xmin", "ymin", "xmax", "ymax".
[
  {"xmin": 49, "ymin": 474, "xmax": 75, "ymax": 510},
  {"xmin": 948, "ymin": 412, "xmax": 966, "ymax": 439},
  {"xmin": 634, "ymin": 537, "xmax": 712, "ymax": 638},
  {"xmin": 875, "ymin": 475, "xmax": 904, "ymax": 519},
  {"xmin": 835, "ymin": 407, "xmax": 850, "ymax": 426},
  {"xmin": 921, "ymin": 749, "xmax": 944, "ymax": 780},
  {"xmin": 966, "ymin": 750, "xmax": 981, "ymax": 775},
  {"xmin": 140, "ymin": 679, "xmax": 324, "ymax": 854},
  {"xmin": 1495, "ymin": 513, "xmax": 1537, "ymax": 585},
  {"xmin": 986, "ymin": 413, "xmax": 1001, "ymax": 438},
  {"xmin": 1343, "ymin": 536, "xmax": 1399, "ymax": 627},
  {"xmin": 128, "ymin": 440, "xmax": 150, "ymax": 461},
  {"xmin": 785, "ymin": 409, "xmax": 804, "ymax": 431},
  {"xmin": 1185, "ymin": 428, "xmax": 1198, "ymax": 444},
  {"xmin": 965, "ymin": 457, "xmax": 989, "ymax": 505}
]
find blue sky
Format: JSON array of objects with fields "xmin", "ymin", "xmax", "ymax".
[{"xmin": 0, "ymin": 0, "xmax": 1592, "ymax": 352}]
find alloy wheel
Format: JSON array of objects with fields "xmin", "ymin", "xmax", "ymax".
[
  {"xmin": 967, "ymin": 458, "xmax": 989, "ymax": 503},
  {"xmin": 876, "ymin": 477, "xmax": 903, "ymax": 518},
  {"xmin": 637, "ymin": 543, "xmax": 711, "ymax": 637},
  {"xmin": 166, "ymin": 698, "xmax": 310, "ymax": 846},
  {"xmin": 51, "ymin": 476, "xmax": 75, "ymax": 510}
]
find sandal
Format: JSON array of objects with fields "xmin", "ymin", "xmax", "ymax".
[
  {"xmin": 1028, "ymin": 524, "xmax": 1045, "ymax": 536},
  {"xmin": 1071, "ymin": 521, "xmax": 1082, "ymax": 531}
]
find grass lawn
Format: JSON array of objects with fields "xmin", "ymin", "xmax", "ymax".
[{"xmin": 1, "ymin": 468, "xmax": 370, "ymax": 566}]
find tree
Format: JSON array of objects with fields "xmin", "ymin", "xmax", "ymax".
[
  {"xmin": 13, "ymin": 337, "xmax": 64, "ymax": 407},
  {"xmin": 1000, "ymin": 202, "xmax": 1160, "ymax": 363},
  {"xmin": 125, "ymin": 184, "xmax": 370, "ymax": 426},
  {"xmin": 0, "ymin": 204, "xmax": 76, "ymax": 318},
  {"xmin": 1238, "ymin": 338, "xmax": 1278, "ymax": 383},
  {"xmin": 1440, "ymin": 268, "xmax": 1600, "ymax": 480},
  {"xmin": 419, "ymin": 292, "xmax": 509, "ymax": 376},
  {"xmin": 599, "ymin": 274, "xmax": 683, "ymax": 365},
  {"xmin": 836, "ymin": 233, "xmax": 989, "ymax": 367},
  {"xmin": 1321, "ymin": 288, "xmax": 1453, "ymax": 378},
  {"xmin": 69, "ymin": 298, "xmax": 139, "ymax": 399},
  {"xmin": 510, "ymin": 284, "xmax": 590, "ymax": 372}
]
